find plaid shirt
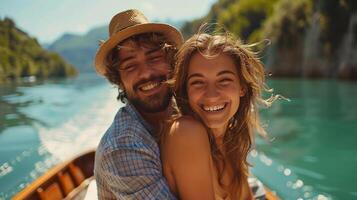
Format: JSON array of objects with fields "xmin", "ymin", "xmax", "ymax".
[{"xmin": 94, "ymin": 103, "xmax": 176, "ymax": 200}]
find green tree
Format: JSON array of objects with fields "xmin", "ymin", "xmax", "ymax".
[{"xmin": 0, "ymin": 17, "xmax": 77, "ymax": 83}]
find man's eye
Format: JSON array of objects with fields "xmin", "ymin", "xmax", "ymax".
[
  {"xmin": 190, "ymin": 80, "xmax": 204, "ymax": 86},
  {"xmin": 149, "ymin": 56, "xmax": 164, "ymax": 62},
  {"xmin": 119, "ymin": 64, "xmax": 137, "ymax": 71}
]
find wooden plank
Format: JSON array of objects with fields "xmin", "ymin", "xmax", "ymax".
[
  {"xmin": 265, "ymin": 187, "xmax": 280, "ymax": 200},
  {"xmin": 12, "ymin": 149, "xmax": 95, "ymax": 200}
]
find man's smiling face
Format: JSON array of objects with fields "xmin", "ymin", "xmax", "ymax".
[{"xmin": 117, "ymin": 40, "xmax": 172, "ymax": 113}]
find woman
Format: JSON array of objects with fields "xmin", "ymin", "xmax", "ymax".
[{"xmin": 160, "ymin": 32, "xmax": 276, "ymax": 200}]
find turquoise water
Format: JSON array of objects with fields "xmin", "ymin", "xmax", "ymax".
[
  {"xmin": 0, "ymin": 76, "xmax": 356, "ymax": 199},
  {"xmin": 252, "ymin": 79, "xmax": 357, "ymax": 200},
  {"xmin": 0, "ymin": 74, "xmax": 120, "ymax": 199}
]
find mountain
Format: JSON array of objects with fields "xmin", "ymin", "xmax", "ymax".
[
  {"xmin": 48, "ymin": 19, "xmax": 185, "ymax": 74},
  {"xmin": 48, "ymin": 26, "xmax": 107, "ymax": 73},
  {"xmin": 181, "ymin": 0, "xmax": 357, "ymax": 80},
  {"xmin": 0, "ymin": 18, "xmax": 77, "ymax": 83}
]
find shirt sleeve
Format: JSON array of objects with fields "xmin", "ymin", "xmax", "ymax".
[{"xmin": 95, "ymin": 134, "xmax": 177, "ymax": 200}]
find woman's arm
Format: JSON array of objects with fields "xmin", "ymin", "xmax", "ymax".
[{"xmin": 162, "ymin": 117, "xmax": 215, "ymax": 200}]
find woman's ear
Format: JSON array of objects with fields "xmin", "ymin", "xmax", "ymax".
[{"xmin": 240, "ymin": 86, "xmax": 246, "ymax": 97}]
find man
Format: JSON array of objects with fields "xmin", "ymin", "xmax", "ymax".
[{"xmin": 94, "ymin": 9, "xmax": 183, "ymax": 199}]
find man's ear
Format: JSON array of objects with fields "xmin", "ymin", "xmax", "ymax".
[
  {"xmin": 119, "ymin": 83, "xmax": 124, "ymax": 89},
  {"xmin": 118, "ymin": 80, "xmax": 124, "ymax": 90}
]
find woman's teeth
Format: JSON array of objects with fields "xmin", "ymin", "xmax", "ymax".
[
  {"xmin": 140, "ymin": 82, "xmax": 160, "ymax": 91},
  {"xmin": 203, "ymin": 104, "xmax": 226, "ymax": 112}
]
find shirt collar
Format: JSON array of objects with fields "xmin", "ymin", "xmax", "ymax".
[{"xmin": 125, "ymin": 102, "xmax": 154, "ymax": 134}]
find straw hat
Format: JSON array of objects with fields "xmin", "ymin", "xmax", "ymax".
[{"xmin": 94, "ymin": 9, "xmax": 184, "ymax": 75}]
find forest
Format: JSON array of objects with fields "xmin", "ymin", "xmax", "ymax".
[
  {"xmin": 182, "ymin": 0, "xmax": 357, "ymax": 79},
  {"xmin": 0, "ymin": 18, "xmax": 77, "ymax": 83}
]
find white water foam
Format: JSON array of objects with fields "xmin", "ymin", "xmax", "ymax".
[{"xmin": 37, "ymin": 88, "xmax": 122, "ymax": 161}]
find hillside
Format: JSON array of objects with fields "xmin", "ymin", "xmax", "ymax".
[
  {"xmin": 181, "ymin": 0, "xmax": 357, "ymax": 80},
  {"xmin": 0, "ymin": 18, "xmax": 77, "ymax": 83},
  {"xmin": 48, "ymin": 26, "xmax": 107, "ymax": 73}
]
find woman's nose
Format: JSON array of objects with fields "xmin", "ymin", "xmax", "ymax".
[{"xmin": 204, "ymin": 84, "xmax": 220, "ymax": 100}]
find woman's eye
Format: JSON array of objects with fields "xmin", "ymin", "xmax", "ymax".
[{"xmin": 219, "ymin": 78, "xmax": 233, "ymax": 85}]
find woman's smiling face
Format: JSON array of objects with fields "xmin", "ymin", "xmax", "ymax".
[{"xmin": 187, "ymin": 52, "xmax": 245, "ymax": 135}]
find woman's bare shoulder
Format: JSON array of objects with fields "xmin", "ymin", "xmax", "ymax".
[
  {"xmin": 163, "ymin": 117, "xmax": 215, "ymax": 200},
  {"xmin": 163, "ymin": 115, "xmax": 212, "ymax": 169},
  {"xmin": 167, "ymin": 115, "xmax": 208, "ymax": 140},
  {"xmin": 162, "ymin": 115, "xmax": 210, "ymax": 152}
]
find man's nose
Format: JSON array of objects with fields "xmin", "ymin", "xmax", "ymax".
[{"xmin": 137, "ymin": 62, "xmax": 156, "ymax": 79}]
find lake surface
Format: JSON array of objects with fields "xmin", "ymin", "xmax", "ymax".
[
  {"xmin": 252, "ymin": 79, "xmax": 357, "ymax": 200},
  {"xmin": 0, "ymin": 75, "xmax": 356, "ymax": 199}
]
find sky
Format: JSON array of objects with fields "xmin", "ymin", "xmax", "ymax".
[{"xmin": 0, "ymin": 0, "xmax": 216, "ymax": 44}]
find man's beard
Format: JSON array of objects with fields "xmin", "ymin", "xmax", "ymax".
[
  {"xmin": 127, "ymin": 75, "xmax": 172, "ymax": 113},
  {"xmin": 129, "ymin": 89, "xmax": 172, "ymax": 113}
]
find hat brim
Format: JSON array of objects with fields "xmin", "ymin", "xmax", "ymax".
[{"xmin": 94, "ymin": 23, "xmax": 183, "ymax": 75}]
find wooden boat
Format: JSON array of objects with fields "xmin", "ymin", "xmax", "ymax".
[
  {"xmin": 265, "ymin": 187, "xmax": 280, "ymax": 200},
  {"xmin": 12, "ymin": 150, "xmax": 95, "ymax": 200},
  {"xmin": 12, "ymin": 150, "xmax": 280, "ymax": 200}
]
